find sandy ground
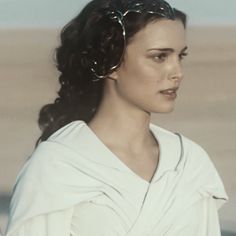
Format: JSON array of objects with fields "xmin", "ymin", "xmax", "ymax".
[{"xmin": 0, "ymin": 27, "xmax": 236, "ymax": 234}]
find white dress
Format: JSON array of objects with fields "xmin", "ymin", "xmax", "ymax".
[{"xmin": 4, "ymin": 120, "xmax": 228, "ymax": 236}]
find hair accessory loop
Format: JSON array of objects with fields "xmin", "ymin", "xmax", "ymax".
[{"xmin": 91, "ymin": 0, "xmax": 176, "ymax": 80}]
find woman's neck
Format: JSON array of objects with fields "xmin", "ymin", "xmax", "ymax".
[{"xmin": 88, "ymin": 101, "xmax": 154, "ymax": 152}]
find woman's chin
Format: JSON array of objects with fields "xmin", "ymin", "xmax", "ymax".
[{"xmin": 152, "ymin": 104, "xmax": 175, "ymax": 114}]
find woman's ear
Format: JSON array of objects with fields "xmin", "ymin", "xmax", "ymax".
[{"xmin": 107, "ymin": 70, "xmax": 119, "ymax": 81}]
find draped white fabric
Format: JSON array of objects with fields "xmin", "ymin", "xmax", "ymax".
[{"xmin": 5, "ymin": 120, "xmax": 228, "ymax": 236}]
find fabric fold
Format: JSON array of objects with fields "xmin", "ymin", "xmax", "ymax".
[{"xmin": 5, "ymin": 120, "xmax": 228, "ymax": 236}]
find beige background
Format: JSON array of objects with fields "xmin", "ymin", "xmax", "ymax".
[{"xmin": 0, "ymin": 27, "xmax": 236, "ymax": 234}]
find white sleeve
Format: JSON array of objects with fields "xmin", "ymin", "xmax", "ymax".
[
  {"xmin": 5, "ymin": 208, "xmax": 74, "ymax": 236},
  {"xmin": 168, "ymin": 196, "xmax": 222, "ymax": 236},
  {"xmin": 195, "ymin": 196, "xmax": 222, "ymax": 236}
]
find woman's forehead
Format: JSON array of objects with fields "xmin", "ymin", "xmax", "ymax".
[{"xmin": 128, "ymin": 19, "xmax": 186, "ymax": 50}]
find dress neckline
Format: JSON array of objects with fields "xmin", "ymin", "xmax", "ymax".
[{"xmin": 82, "ymin": 121, "xmax": 163, "ymax": 186}]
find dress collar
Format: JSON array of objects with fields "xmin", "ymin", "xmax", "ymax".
[{"xmin": 49, "ymin": 120, "xmax": 183, "ymax": 185}]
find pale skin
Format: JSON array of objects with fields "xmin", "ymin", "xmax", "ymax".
[{"xmin": 88, "ymin": 19, "xmax": 187, "ymax": 183}]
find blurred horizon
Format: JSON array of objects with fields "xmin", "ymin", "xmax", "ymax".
[{"xmin": 0, "ymin": 0, "xmax": 236, "ymax": 28}]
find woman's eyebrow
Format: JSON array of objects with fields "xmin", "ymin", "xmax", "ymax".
[
  {"xmin": 180, "ymin": 46, "xmax": 188, "ymax": 52},
  {"xmin": 147, "ymin": 46, "xmax": 188, "ymax": 53}
]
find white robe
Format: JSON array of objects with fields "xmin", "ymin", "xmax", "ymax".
[{"xmin": 4, "ymin": 120, "xmax": 228, "ymax": 236}]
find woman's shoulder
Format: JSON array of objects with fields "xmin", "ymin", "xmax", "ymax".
[
  {"xmin": 47, "ymin": 120, "xmax": 86, "ymax": 142},
  {"xmin": 151, "ymin": 123, "xmax": 228, "ymax": 205},
  {"xmin": 34, "ymin": 120, "xmax": 88, "ymax": 154},
  {"xmin": 11, "ymin": 121, "xmax": 88, "ymax": 204},
  {"xmin": 18, "ymin": 121, "xmax": 85, "ymax": 178},
  {"xmin": 150, "ymin": 122, "xmax": 207, "ymax": 153},
  {"xmin": 150, "ymin": 122, "xmax": 218, "ymax": 172}
]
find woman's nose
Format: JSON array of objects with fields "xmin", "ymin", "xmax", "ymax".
[{"xmin": 169, "ymin": 59, "xmax": 184, "ymax": 81}]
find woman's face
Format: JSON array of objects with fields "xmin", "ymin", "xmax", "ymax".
[{"xmin": 111, "ymin": 19, "xmax": 187, "ymax": 114}]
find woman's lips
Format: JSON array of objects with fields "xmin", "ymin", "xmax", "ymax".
[{"xmin": 159, "ymin": 89, "xmax": 177, "ymax": 99}]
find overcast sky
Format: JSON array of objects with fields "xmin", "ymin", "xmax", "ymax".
[{"xmin": 0, "ymin": 0, "xmax": 235, "ymax": 28}]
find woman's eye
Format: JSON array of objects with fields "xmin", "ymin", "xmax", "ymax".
[
  {"xmin": 152, "ymin": 53, "xmax": 168, "ymax": 62},
  {"xmin": 179, "ymin": 52, "xmax": 188, "ymax": 61}
]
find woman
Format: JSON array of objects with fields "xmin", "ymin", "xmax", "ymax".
[{"xmin": 5, "ymin": 0, "xmax": 228, "ymax": 235}]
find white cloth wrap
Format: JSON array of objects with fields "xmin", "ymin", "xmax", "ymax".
[{"xmin": 4, "ymin": 121, "xmax": 228, "ymax": 236}]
